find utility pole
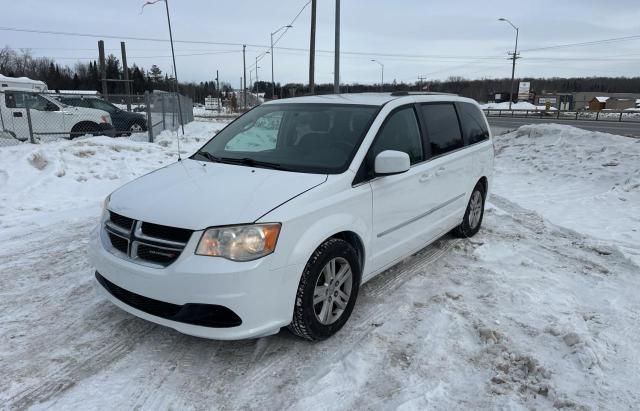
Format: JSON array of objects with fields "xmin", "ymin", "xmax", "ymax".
[
  {"xmin": 98, "ymin": 40, "xmax": 107, "ymax": 98},
  {"xmin": 216, "ymin": 69, "xmax": 220, "ymax": 113},
  {"xmin": 309, "ymin": 0, "xmax": 317, "ymax": 94},
  {"xmin": 333, "ymin": 0, "xmax": 340, "ymax": 94},
  {"xmin": 371, "ymin": 59, "xmax": 384, "ymax": 92},
  {"xmin": 499, "ymin": 18, "xmax": 520, "ymax": 110},
  {"xmin": 121, "ymin": 42, "xmax": 131, "ymax": 111},
  {"xmin": 417, "ymin": 75, "xmax": 427, "ymax": 91},
  {"xmin": 270, "ymin": 25, "xmax": 292, "ymax": 100},
  {"xmin": 242, "ymin": 44, "xmax": 247, "ymax": 110}
]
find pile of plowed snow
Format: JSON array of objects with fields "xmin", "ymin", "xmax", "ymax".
[
  {"xmin": 0, "ymin": 121, "xmax": 228, "ymax": 238},
  {"xmin": 493, "ymin": 123, "xmax": 640, "ymax": 264}
]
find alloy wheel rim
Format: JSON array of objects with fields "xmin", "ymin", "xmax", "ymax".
[
  {"xmin": 130, "ymin": 124, "xmax": 143, "ymax": 132},
  {"xmin": 313, "ymin": 257, "xmax": 353, "ymax": 325},
  {"xmin": 469, "ymin": 191, "xmax": 483, "ymax": 229}
]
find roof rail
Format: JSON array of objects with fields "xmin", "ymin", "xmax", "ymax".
[{"xmin": 390, "ymin": 91, "xmax": 457, "ymax": 97}]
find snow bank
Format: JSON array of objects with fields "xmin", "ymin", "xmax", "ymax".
[
  {"xmin": 493, "ymin": 123, "xmax": 640, "ymax": 264},
  {"xmin": 0, "ymin": 121, "xmax": 228, "ymax": 240},
  {"xmin": 481, "ymin": 102, "xmax": 554, "ymax": 111}
]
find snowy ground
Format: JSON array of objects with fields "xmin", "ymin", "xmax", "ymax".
[{"xmin": 1, "ymin": 122, "xmax": 639, "ymax": 410}]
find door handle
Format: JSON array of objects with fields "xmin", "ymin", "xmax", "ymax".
[
  {"xmin": 13, "ymin": 112, "xmax": 23, "ymax": 118},
  {"xmin": 434, "ymin": 167, "xmax": 446, "ymax": 177},
  {"xmin": 61, "ymin": 111, "xmax": 74, "ymax": 116},
  {"xmin": 419, "ymin": 173, "xmax": 431, "ymax": 183}
]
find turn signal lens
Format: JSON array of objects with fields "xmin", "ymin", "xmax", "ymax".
[{"xmin": 196, "ymin": 223, "xmax": 281, "ymax": 261}]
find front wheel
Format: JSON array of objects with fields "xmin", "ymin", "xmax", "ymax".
[
  {"xmin": 128, "ymin": 122, "xmax": 146, "ymax": 133},
  {"xmin": 453, "ymin": 183, "xmax": 485, "ymax": 238},
  {"xmin": 288, "ymin": 238, "xmax": 360, "ymax": 341}
]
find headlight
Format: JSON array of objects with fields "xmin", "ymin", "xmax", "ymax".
[
  {"xmin": 196, "ymin": 223, "xmax": 281, "ymax": 261},
  {"xmin": 101, "ymin": 194, "xmax": 111, "ymax": 222}
]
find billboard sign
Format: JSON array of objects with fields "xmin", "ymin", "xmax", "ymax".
[{"xmin": 517, "ymin": 82, "xmax": 531, "ymax": 101}]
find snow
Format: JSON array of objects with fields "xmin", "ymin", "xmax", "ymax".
[
  {"xmin": 481, "ymin": 101, "xmax": 557, "ymax": 111},
  {"xmin": 595, "ymin": 96, "xmax": 610, "ymax": 103},
  {"xmin": 493, "ymin": 123, "xmax": 640, "ymax": 265},
  {"xmin": 1, "ymin": 121, "xmax": 640, "ymax": 409}
]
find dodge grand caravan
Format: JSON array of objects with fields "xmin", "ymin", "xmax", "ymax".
[{"xmin": 90, "ymin": 92, "xmax": 494, "ymax": 341}]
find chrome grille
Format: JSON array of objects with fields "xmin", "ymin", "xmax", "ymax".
[{"xmin": 104, "ymin": 211, "xmax": 193, "ymax": 267}]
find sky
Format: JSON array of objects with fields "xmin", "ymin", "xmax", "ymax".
[{"xmin": 2, "ymin": 0, "xmax": 640, "ymax": 87}]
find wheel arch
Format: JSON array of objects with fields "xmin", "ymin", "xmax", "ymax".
[
  {"xmin": 71, "ymin": 120, "xmax": 100, "ymax": 131},
  {"xmin": 278, "ymin": 213, "xmax": 369, "ymax": 282},
  {"xmin": 477, "ymin": 176, "xmax": 488, "ymax": 194},
  {"xmin": 327, "ymin": 231, "xmax": 365, "ymax": 278}
]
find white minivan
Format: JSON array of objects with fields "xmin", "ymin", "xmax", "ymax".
[{"xmin": 90, "ymin": 92, "xmax": 494, "ymax": 341}]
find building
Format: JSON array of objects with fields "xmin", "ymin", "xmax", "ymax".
[
  {"xmin": 573, "ymin": 92, "xmax": 640, "ymax": 110},
  {"xmin": 605, "ymin": 97, "xmax": 636, "ymax": 110},
  {"xmin": 588, "ymin": 97, "xmax": 608, "ymax": 111}
]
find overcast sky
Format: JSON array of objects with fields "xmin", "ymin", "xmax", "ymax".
[{"xmin": 2, "ymin": 0, "xmax": 639, "ymax": 86}]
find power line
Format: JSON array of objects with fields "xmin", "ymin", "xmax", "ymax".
[
  {"xmin": 521, "ymin": 34, "xmax": 640, "ymax": 52},
  {"xmin": 5, "ymin": 26, "xmax": 639, "ymax": 61}
]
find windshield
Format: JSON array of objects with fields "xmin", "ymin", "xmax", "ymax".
[
  {"xmin": 193, "ymin": 103, "xmax": 378, "ymax": 174},
  {"xmin": 91, "ymin": 99, "xmax": 117, "ymax": 113}
]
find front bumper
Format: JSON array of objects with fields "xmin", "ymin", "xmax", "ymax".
[
  {"xmin": 89, "ymin": 226, "xmax": 303, "ymax": 340},
  {"xmin": 98, "ymin": 123, "xmax": 116, "ymax": 137}
]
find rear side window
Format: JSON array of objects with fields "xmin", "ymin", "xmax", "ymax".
[
  {"xmin": 420, "ymin": 104, "xmax": 463, "ymax": 157},
  {"xmin": 369, "ymin": 107, "xmax": 423, "ymax": 165},
  {"xmin": 458, "ymin": 103, "xmax": 489, "ymax": 145}
]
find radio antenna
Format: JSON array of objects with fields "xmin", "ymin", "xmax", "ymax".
[{"xmin": 142, "ymin": 0, "xmax": 184, "ymax": 160}]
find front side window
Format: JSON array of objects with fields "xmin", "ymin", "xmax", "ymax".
[
  {"xmin": 458, "ymin": 102, "xmax": 489, "ymax": 145},
  {"xmin": 194, "ymin": 103, "xmax": 378, "ymax": 174},
  {"xmin": 369, "ymin": 107, "xmax": 423, "ymax": 166},
  {"xmin": 420, "ymin": 104, "xmax": 463, "ymax": 156}
]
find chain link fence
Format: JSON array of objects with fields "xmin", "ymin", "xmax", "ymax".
[{"xmin": 0, "ymin": 89, "xmax": 193, "ymax": 147}]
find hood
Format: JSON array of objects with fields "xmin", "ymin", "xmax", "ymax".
[{"xmin": 108, "ymin": 159, "xmax": 327, "ymax": 230}]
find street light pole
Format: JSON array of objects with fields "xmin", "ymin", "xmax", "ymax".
[
  {"xmin": 270, "ymin": 25, "xmax": 292, "ymax": 100},
  {"xmin": 371, "ymin": 59, "xmax": 384, "ymax": 92},
  {"xmin": 499, "ymin": 17, "xmax": 519, "ymax": 110}
]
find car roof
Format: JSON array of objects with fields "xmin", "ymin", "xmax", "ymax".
[{"xmin": 263, "ymin": 92, "xmax": 470, "ymax": 107}]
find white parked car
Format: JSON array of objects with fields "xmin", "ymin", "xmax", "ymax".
[
  {"xmin": 0, "ymin": 88, "xmax": 115, "ymax": 141},
  {"xmin": 90, "ymin": 92, "xmax": 494, "ymax": 341}
]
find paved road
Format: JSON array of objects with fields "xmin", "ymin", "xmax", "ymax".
[{"xmin": 488, "ymin": 116, "xmax": 640, "ymax": 137}]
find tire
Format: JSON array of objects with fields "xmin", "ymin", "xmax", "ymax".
[
  {"xmin": 128, "ymin": 122, "xmax": 146, "ymax": 133},
  {"xmin": 453, "ymin": 182, "xmax": 486, "ymax": 238},
  {"xmin": 70, "ymin": 122, "xmax": 100, "ymax": 139},
  {"xmin": 288, "ymin": 238, "xmax": 361, "ymax": 341}
]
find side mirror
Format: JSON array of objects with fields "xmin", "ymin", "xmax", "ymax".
[{"xmin": 374, "ymin": 150, "xmax": 410, "ymax": 176}]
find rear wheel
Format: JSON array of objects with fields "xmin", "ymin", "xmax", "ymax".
[
  {"xmin": 453, "ymin": 183, "xmax": 485, "ymax": 238},
  {"xmin": 288, "ymin": 238, "xmax": 360, "ymax": 341}
]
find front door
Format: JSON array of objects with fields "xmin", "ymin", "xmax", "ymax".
[{"xmin": 367, "ymin": 106, "xmax": 449, "ymax": 274}]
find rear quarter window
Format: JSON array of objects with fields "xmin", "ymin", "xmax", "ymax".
[{"xmin": 458, "ymin": 102, "xmax": 490, "ymax": 145}]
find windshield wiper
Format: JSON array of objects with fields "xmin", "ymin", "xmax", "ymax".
[
  {"xmin": 218, "ymin": 157, "xmax": 287, "ymax": 170},
  {"xmin": 193, "ymin": 151, "xmax": 222, "ymax": 163}
]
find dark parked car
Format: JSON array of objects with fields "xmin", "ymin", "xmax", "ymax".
[{"xmin": 56, "ymin": 96, "xmax": 147, "ymax": 136}]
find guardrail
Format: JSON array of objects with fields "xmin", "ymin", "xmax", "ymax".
[{"xmin": 483, "ymin": 109, "xmax": 640, "ymax": 123}]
